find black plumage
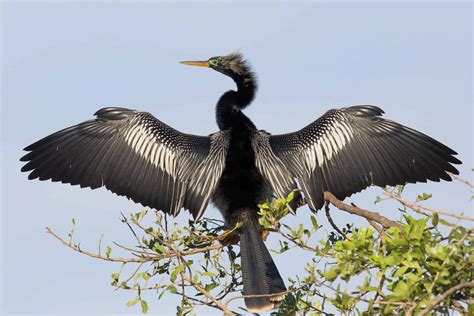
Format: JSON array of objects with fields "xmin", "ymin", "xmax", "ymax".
[
  {"xmin": 258, "ymin": 105, "xmax": 461, "ymax": 211},
  {"xmin": 21, "ymin": 107, "xmax": 229, "ymax": 219},
  {"xmin": 21, "ymin": 52, "xmax": 461, "ymax": 312}
]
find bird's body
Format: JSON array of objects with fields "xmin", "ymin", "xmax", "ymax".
[
  {"xmin": 21, "ymin": 52, "xmax": 461, "ymax": 312},
  {"xmin": 212, "ymin": 96, "xmax": 270, "ymax": 224},
  {"xmin": 212, "ymin": 126, "xmax": 269, "ymax": 222}
]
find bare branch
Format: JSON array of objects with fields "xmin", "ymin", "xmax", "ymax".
[
  {"xmin": 323, "ymin": 191, "xmax": 401, "ymax": 228},
  {"xmin": 274, "ymin": 226, "xmax": 330, "ymax": 256},
  {"xmin": 405, "ymin": 302, "xmax": 418, "ymax": 316},
  {"xmin": 46, "ymin": 227, "xmax": 149, "ymax": 263},
  {"xmin": 325, "ymin": 202, "xmax": 350, "ymax": 239},
  {"xmin": 367, "ymin": 219, "xmax": 384, "ymax": 236},
  {"xmin": 121, "ymin": 212, "xmax": 150, "ymax": 254},
  {"xmin": 182, "ymin": 275, "xmax": 235, "ymax": 315},
  {"xmin": 46, "ymin": 226, "xmax": 224, "ymax": 263},
  {"xmin": 382, "ymin": 189, "xmax": 474, "ymax": 221},
  {"xmin": 448, "ymin": 172, "xmax": 474, "ymax": 189}
]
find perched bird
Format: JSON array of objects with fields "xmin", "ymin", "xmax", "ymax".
[{"xmin": 21, "ymin": 52, "xmax": 461, "ymax": 312}]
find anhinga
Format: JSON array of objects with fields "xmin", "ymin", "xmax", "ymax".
[{"xmin": 21, "ymin": 52, "xmax": 461, "ymax": 312}]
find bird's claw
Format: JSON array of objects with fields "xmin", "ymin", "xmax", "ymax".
[
  {"xmin": 218, "ymin": 230, "xmax": 239, "ymax": 246},
  {"xmin": 260, "ymin": 229, "xmax": 269, "ymax": 241}
]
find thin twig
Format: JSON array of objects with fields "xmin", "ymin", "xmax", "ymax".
[
  {"xmin": 46, "ymin": 226, "xmax": 223, "ymax": 263},
  {"xmin": 113, "ymin": 242, "xmax": 151, "ymax": 255},
  {"xmin": 325, "ymin": 202, "xmax": 349, "ymax": 239},
  {"xmin": 373, "ymin": 274, "xmax": 386, "ymax": 302},
  {"xmin": 118, "ymin": 262, "xmax": 145, "ymax": 288},
  {"xmin": 367, "ymin": 219, "xmax": 383, "ymax": 236},
  {"xmin": 115, "ymin": 283, "xmax": 167, "ymax": 291},
  {"xmin": 172, "ymin": 245, "xmax": 187, "ymax": 309},
  {"xmin": 418, "ymin": 280, "xmax": 474, "ymax": 316},
  {"xmin": 382, "ymin": 189, "xmax": 474, "ymax": 221},
  {"xmin": 275, "ymin": 226, "xmax": 330, "ymax": 257},
  {"xmin": 448, "ymin": 172, "xmax": 474, "ymax": 189},
  {"xmin": 174, "ymin": 290, "xmax": 224, "ymax": 312},
  {"xmin": 164, "ymin": 237, "xmax": 235, "ymax": 315},
  {"xmin": 452, "ymin": 300, "xmax": 468, "ymax": 316},
  {"xmin": 182, "ymin": 275, "xmax": 234, "ymax": 315},
  {"xmin": 98, "ymin": 234, "xmax": 104, "ymax": 256},
  {"xmin": 405, "ymin": 302, "xmax": 418, "ymax": 316},
  {"xmin": 46, "ymin": 227, "xmax": 148, "ymax": 263},
  {"xmin": 320, "ymin": 280, "xmax": 415, "ymax": 307},
  {"xmin": 121, "ymin": 213, "xmax": 150, "ymax": 254}
]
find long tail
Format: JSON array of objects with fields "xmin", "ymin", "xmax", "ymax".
[{"xmin": 239, "ymin": 213, "xmax": 287, "ymax": 312}]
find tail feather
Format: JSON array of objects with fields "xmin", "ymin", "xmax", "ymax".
[{"xmin": 240, "ymin": 215, "xmax": 287, "ymax": 312}]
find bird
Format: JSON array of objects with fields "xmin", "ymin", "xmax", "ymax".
[{"xmin": 21, "ymin": 52, "xmax": 461, "ymax": 312}]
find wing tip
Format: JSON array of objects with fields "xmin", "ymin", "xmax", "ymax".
[
  {"xmin": 94, "ymin": 107, "xmax": 134, "ymax": 120},
  {"xmin": 343, "ymin": 105, "xmax": 385, "ymax": 117}
]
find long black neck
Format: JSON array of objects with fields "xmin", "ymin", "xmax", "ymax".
[{"xmin": 216, "ymin": 72, "xmax": 257, "ymax": 131}]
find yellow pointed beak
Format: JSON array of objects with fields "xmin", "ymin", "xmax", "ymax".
[{"xmin": 179, "ymin": 60, "xmax": 210, "ymax": 68}]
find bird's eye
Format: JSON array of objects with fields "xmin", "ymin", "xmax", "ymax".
[{"xmin": 209, "ymin": 59, "xmax": 219, "ymax": 67}]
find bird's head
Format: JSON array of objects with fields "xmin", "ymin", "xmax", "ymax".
[{"xmin": 180, "ymin": 52, "xmax": 254, "ymax": 84}]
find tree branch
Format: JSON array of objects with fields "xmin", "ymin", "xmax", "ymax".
[
  {"xmin": 418, "ymin": 280, "xmax": 474, "ymax": 316},
  {"xmin": 323, "ymin": 192, "xmax": 401, "ymax": 228},
  {"xmin": 46, "ymin": 227, "xmax": 148, "ymax": 263},
  {"xmin": 324, "ymin": 201, "xmax": 350, "ymax": 239},
  {"xmin": 46, "ymin": 226, "xmax": 224, "ymax": 263},
  {"xmin": 382, "ymin": 189, "xmax": 474, "ymax": 221},
  {"xmin": 182, "ymin": 275, "xmax": 235, "ymax": 315},
  {"xmin": 448, "ymin": 172, "xmax": 474, "ymax": 189}
]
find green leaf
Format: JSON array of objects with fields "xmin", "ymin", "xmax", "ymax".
[
  {"xmin": 439, "ymin": 218, "xmax": 456, "ymax": 227},
  {"xmin": 286, "ymin": 191, "xmax": 295, "ymax": 203},
  {"xmin": 166, "ymin": 284, "xmax": 177, "ymax": 293},
  {"xmin": 140, "ymin": 299, "xmax": 149, "ymax": 313},
  {"xmin": 200, "ymin": 271, "xmax": 216, "ymax": 277},
  {"xmin": 391, "ymin": 281, "xmax": 410, "ymax": 299},
  {"xmin": 415, "ymin": 193, "xmax": 432, "ymax": 202},
  {"xmin": 310, "ymin": 215, "xmax": 319, "ymax": 231},
  {"xmin": 153, "ymin": 245, "xmax": 167, "ymax": 254},
  {"xmin": 170, "ymin": 265, "xmax": 183, "ymax": 282},
  {"xmin": 205, "ymin": 283, "xmax": 218, "ymax": 291},
  {"xmin": 126, "ymin": 297, "xmax": 139, "ymax": 307},
  {"xmin": 324, "ymin": 267, "xmax": 339, "ymax": 281},
  {"xmin": 142, "ymin": 272, "xmax": 151, "ymax": 281},
  {"xmin": 393, "ymin": 266, "xmax": 409, "ymax": 278},
  {"xmin": 105, "ymin": 246, "xmax": 112, "ymax": 258},
  {"xmin": 431, "ymin": 212, "xmax": 439, "ymax": 226}
]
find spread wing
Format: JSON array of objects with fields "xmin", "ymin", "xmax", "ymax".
[
  {"xmin": 253, "ymin": 105, "xmax": 461, "ymax": 210},
  {"xmin": 21, "ymin": 107, "xmax": 230, "ymax": 219}
]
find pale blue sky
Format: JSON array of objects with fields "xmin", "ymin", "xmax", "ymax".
[{"xmin": 2, "ymin": 1, "xmax": 472, "ymax": 315}]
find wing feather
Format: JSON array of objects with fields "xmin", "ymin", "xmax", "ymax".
[
  {"xmin": 253, "ymin": 105, "xmax": 461, "ymax": 210},
  {"xmin": 21, "ymin": 107, "xmax": 230, "ymax": 219}
]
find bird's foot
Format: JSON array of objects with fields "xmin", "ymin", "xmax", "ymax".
[
  {"xmin": 218, "ymin": 229, "xmax": 239, "ymax": 246},
  {"xmin": 260, "ymin": 229, "xmax": 269, "ymax": 241}
]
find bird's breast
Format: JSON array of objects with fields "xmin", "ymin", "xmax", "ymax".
[{"xmin": 211, "ymin": 128, "xmax": 271, "ymax": 223}]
